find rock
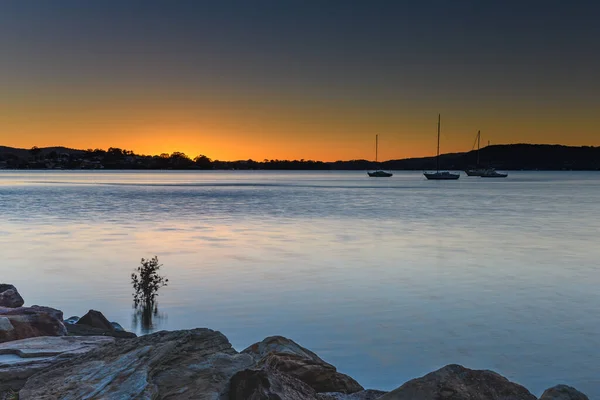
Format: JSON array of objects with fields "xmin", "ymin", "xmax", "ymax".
[
  {"xmin": 540, "ymin": 385, "xmax": 589, "ymax": 400},
  {"xmin": 110, "ymin": 321, "xmax": 125, "ymax": 332},
  {"xmin": 378, "ymin": 364, "xmax": 536, "ymax": 400},
  {"xmin": 65, "ymin": 323, "xmax": 137, "ymax": 338},
  {"xmin": 258, "ymin": 352, "xmax": 364, "ymax": 394},
  {"xmin": 243, "ymin": 335, "xmax": 330, "ymax": 364},
  {"xmin": 0, "ymin": 335, "xmax": 114, "ymax": 392},
  {"xmin": 67, "ymin": 310, "xmax": 135, "ymax": 338},
  {"xmin": 229, "ymin": 368, "xmax": 319, "ymax": 400},
  {"xmin": 0, "ymin": 318, "xmax": 13, "ymax": 333},
  {"xmin": 243, "ymin": 336, "xmax": 363, "ymax": 394},
  {"xmin": 0, "ymin": 306, "xmax": 66, "ymax": 343},
  {"xmin": 63, "ymin": 316, "xmax": 79, "ymax": 325},
  {"xmin": 76, "ymin": 309, "xmax": 114, "ymax": 331},
  {"xmin": 317, "ymin": 390, "xmax": 388, "ymax": 400},
  {"xmin": 0, "ymin": 285, "xmax": 24, "ymax": 308},
  {"xmin": 19, "ymin": 328, "xmax": 256, "ymax": 399}
]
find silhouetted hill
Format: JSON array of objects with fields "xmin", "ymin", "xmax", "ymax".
[
  {"xmin": 381, "ymin": 144, "xmax": 600, "ymax": 171},
  {"xmin": 0, "ymin": 144, "xmax": 599, "ymax": 170},
  {"xmin": 0, "ymin": 146, "xmax": 83, "ymax": 159}
]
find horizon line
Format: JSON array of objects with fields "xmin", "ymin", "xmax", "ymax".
[{"xmin": 1, "ymin": 142, "xmax": 599, "ymax": 163}]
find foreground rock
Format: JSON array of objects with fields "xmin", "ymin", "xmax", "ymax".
[
  {"xmin": 65, "ymin": 310, "xmax": 136, "ymax": 338},
  {"xmin": 243, "ymin": 336, "xmax": 363, "ymax": 394},
  {"xmin": 540, "ymin": 385, "xmax": 589, "ymax": 400},
  {"xmin": 378, "ymin": 364, "xmax": 537, "ymax": 400},
  {"xmin": 0, "ymin": 306, "xmax": 66, "ymax": 343},
  {"xmin": 229, "ymin": 368, "xmax": 318, "ymax": 399},
  {"xmin": 4, "ymin": 326, "xmax": 590, "ymax": 400},
  {"xmin": 0, "ymin": 285, "xmax": 24, "ymax": 308},
  {"xmin": 0, "ymin": 336, "xmax": 114, "ymax": 392},
  {"xmin": 19, "ymin": 328, "xmax": 255, "ymax": 399}
]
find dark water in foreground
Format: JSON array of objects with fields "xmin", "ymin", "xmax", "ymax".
[{"xmin": 1, "ymin": 170, "xmax": 599, "ymax": 396}]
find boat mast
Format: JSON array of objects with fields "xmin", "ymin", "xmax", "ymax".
[
  {"xmin": 477, "ymin": 130, "xmax": 480, "ymax": 166},
  {"xmin": 375, "ymin": 134, "xmax": 378, "ymax": 163},
  {"xmin": 437, "ymin": 114, "xmax": 440, "ymax": 172}
]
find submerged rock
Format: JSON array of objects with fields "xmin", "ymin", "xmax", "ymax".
[
  {"xmin": 0, "ymin": 335, "xmax": 114, "ymax": 392},
  {"xmin": 378, "ymin": 364, "xmax": 537, "ymax": 400},
  {"xmin": 110, "ymin": 321, "xmax": 125, "ymax": 332},
  {"xmin": 540, "ymin": 385, "xmax": 589, "ymax": 400},
  {"xmin": 0, "ymin": 285, "xmax": 24, "ymax": 309},
  {"xmin": 63, "ymin": 316, "xmax": 79, "ymax": 325},
  {"xmin": 243, "ymin": 336, "xmax": 363, "ymax": 394},
  {"xmin": 0, "ymin": 306, "xmax": 66, "ymax": 343},
  {"xmin": 19, "ymin": 328, "xmax": 255, "ymax": 399}
]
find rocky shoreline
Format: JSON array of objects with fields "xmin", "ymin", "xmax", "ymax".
[{"xmin": 0, "ymin": 284, "xmax": 590, "ymax": 400}]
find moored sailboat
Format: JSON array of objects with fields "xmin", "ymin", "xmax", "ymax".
[
  {"xmin": 480, "ymin": 168, "xmax": 508, "ymax": 178},
  {"xmin": 424, "ymin": 114, "xmax": 460, "ymax": 180},
  {"xmin": 465, "ymin": 131, "xmax": 508, "ymax": 178},
  {"xmin": 465, "ymin": 131, "xmax": 487, "ymax": 176},
  {"xmin": 368, "ymin": 135, "xmax": 393, "ymax": 177}
]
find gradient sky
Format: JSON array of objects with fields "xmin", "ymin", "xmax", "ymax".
[{"xmin": 1, "ymin": 1, "xmax": 599, "ymax": 161}]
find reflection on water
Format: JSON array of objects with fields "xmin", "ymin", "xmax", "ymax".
[
  {"xmin": 0, "ymin": 170, "xmax": 599, "ymax": 396},
  {"xmin": 132, "ymin": 303, "xmax": 167, "ymax": 335}
]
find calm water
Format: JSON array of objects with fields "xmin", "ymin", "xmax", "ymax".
[{"xmin": 1, "ymin": 170, "xmax": 599, "ymax": 396}]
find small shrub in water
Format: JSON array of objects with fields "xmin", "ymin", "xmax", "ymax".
[{"xmin": 131, "ymin": 256, "xmax": 168, "ymax": 308}]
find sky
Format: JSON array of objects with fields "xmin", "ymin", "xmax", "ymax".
[{"xmin": 1, "ymin": 1, "xmax": 599, "ymax": 161}]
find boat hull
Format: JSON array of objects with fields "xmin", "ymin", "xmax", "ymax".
[
  {"xmin": 480, "ymin": 172, "xmax": 508, "ymax": 178},
  {"xmin": 424, "ymin": 172, "xmax": 460, "ymax": 180},
  {"xmin": 368, "ymin": 170, "xmax": 393, "ymax": 178},
  {"xmin": 465, "ymin": 169, "xmax": 486, "ymax": 176}
]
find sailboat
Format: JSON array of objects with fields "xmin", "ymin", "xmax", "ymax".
[
  {"xmin": 465, "ymin": 131, "xmax": 487, "ymax": 176},
  {"xmin": 368, "ymin": 135, "xmax": 393, "ymax": 177},
  {"xmin": 465, "ymin": 131, "xmax": 508, "ymax": 178},
  {"xmin": 423, "ymin": 114, "xmax": 460, "ymax": 180}
]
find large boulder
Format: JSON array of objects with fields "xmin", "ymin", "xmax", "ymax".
[
  {"xmin": 540, "ymin": 385, "xmax": 589, "ymax": 400},
  {"xmin": 243, "ymin": 336, "xmax": 363, "ymax": 394},
  {"xmin": 258, "ymin": 352, "xmax": 364, "ymax": 394},
  {"xmin": 378, "ymin": 364, "xmax": 537, "ymax": 400},
  {"xmin": 229, "ymin": 368, "xmax": 318, "ymax": 400},
  {"xmin": 67, "ymin": 310, "xmax": 136, "ymax": 338},
  {"xmin": 0, "ymin": 336, "xmax": 114, "ymax": 392},
  {"xmin": 0, "ymin": 285, "xmax": 24, "ymax": 308},
  {"xmin": 243, "ymin": 335, "xmax": 330, "ymax": 364},
  {"xmin": 19, "ymin": 328, "xmax": 255, "ymax": 399},
  {"xmin": 0, "ymin": 306, "xmax": 66, "ymax": 343}
]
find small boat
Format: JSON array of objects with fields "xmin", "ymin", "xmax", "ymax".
[
  {"xmin": 367, "ymin": 134, "xmax": 393, "ymax": 178},
  {"xmin": 465, "ymin": 169, "xmax": 487, "ymax": 176},
  {"xmin": 368, "ymin": 170, "xmax": 393, "ymax": 178},
  {"xmin": 424, "ymin": 114, "xmax": 460, "ymax": 180},
  {"xmin": 480, "ymin": 168, "xmax": 508, "ymax": 178},
  {"xmin": 424, "ymin": 171, "xmax": 460, "ymax": 180}
]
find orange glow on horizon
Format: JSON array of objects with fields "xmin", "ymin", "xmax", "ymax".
[{"xmin": 1, "ymin": 91, "xmax": 598, "ymax": 161}]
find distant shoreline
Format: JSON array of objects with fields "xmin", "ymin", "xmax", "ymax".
[{"xmin": 1, "ymin": 143, "xmax": 599, "ymax": 171}]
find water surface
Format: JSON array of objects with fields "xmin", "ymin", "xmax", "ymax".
[{"xmin": 0, "ymin": 170, "xmax": 598, "ymax": 396}]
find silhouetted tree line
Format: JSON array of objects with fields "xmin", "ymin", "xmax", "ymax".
[{"xmin": 1, "ymin": 144, "xmax": 599, "ymax": 170}]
